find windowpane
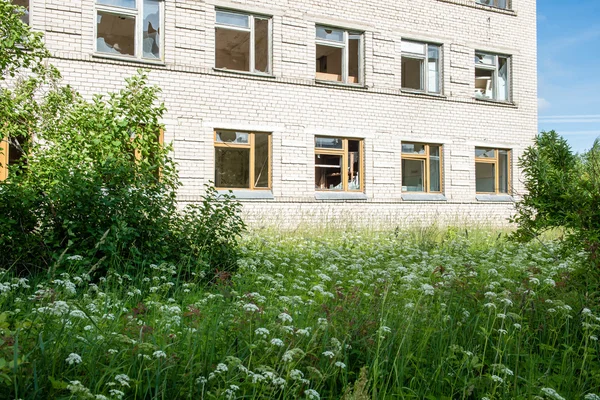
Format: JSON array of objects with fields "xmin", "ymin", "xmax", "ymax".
[
  {"xmin": 498, "ymin": 150, "xmax": 509, "ymax": 193},
  {"xmin": 215, "ymin": 27, "xmax": 251, "ymax": 71},
  {"xmin": 143, "ymin": 0, "xmax": 161, "ymax": 59},
  {"xmin": 402, "ymin": 41, "xmax": 426, "ymax": 55},
  {"xmin": 215, "ymin": 148, "xmax": 250, "ymax": 188},
  {"xmin": 97, "ymin": 0, "xmax": 136, "ymax": 8},
  {"xmin": 401, "ymin": 57, "xmax": 424, "ymax": 91},
  {"xmin": 254, "ymin": 18, "xmax": 270, "ymax": 73},
  {"xmin": 497, "ymin": 0, "xmax": 508, "ymax": 8},
  {"xmin": 14, "ymin": 0, "xmax": 29, "ymax": 24},
  {"xmin": 475, "ymin": 53, "xmax": 495, "ymax": 65},
  {"xmin": 315, "ymin": 154, "xmax": 343, "ymax": 190},
  {"xmin": 254, "ymin": 134, "xmax": 269, "ymax": 188},
  {"xmin": 316, "ymin": 26, "xmax": 343, "ymax": 42},
  {"xmin": 216, "ymin": 131, "xmax": 249, "ymax": 144},
  {"xmin": 476, "ymin": 162, "xmax": 495, "ymax": 193},
  {"xmin": 348, "ymin": 140, "xmax": 361, "ymax": 190},
  {"xmin": 475, "ymin": 148, "xmax": 495, "ymax": 158},
  {"xmin": 402, "ymin": 143, "xmax": 426, "ymax": 154},
  {"xmin": 428, "ymin": 45, "xmax": 440, "ymax": 94},
  {"xmin": 316, "ymin": 45, "xmax": 343, "ymax": 82},
  {"xmin": 315, "ymin": 137, "xmax": 343, "ymax": 149},
  {"xmin": 97, "ymin": 11, "xmax": 136, "ymax": 56},
  {"xmin": 497, "ymin": 57, "xmax": 509, "ymax": 101},
  {"xmin": 216, "ymin": 11, "xmax": 249, "ymax": 28},
  {"xmin": 348, "ymin": 36, "xmax": 360, "ymax": 84},
  {"xmin": 402, "ymin": 159, "xmax": 425, "ymax": 192},
  {"xmin": 475, "ymin": 68, "xmax": 493, "ymax": 99},
  {"xmin": 430, "ymin": 146, "xmax": 441, "ymax": 192}
]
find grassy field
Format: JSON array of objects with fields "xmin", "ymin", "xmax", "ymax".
[{"xmin": 0, "ymin": 229, "xmax": 599, "ymax": 399}]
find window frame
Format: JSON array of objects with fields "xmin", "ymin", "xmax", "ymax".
[
  {"xmin": 214, "ymin": 9, "xmax": 273, "ymax": 75},
  {"xmin": 475, "ymin": 0, "xmax": 511, "ymax": 10},
  {"xmin": 315, "ymin": 25, "xmax": 364, "ymax": 85},
  {"xmin": 0, "ymin": 137, "xmax": 9, "ymax": 181},
  {"xmin": 475, "ymin": 148, "xmax": 511, "ymax": 194},
  {"xmin": 474, "ymin": 52, "xmax": 511, "ymax": 102},
  {"xmin": 400, "ymin": 40, "xmax": 442, "ymax": 95},
  {"xmin": 13, "ymin": 0, "xmax": 30, "ymax": 25},
  {"xmin": 401, "ymin": 142, "xmax": 443, "ymax": 194},
  {"xmin": 94, "ymin": 0, "xmax": 165, "ymax": 62},
  {"xmin": 213, "ymin": 130, "xmax": 272, "ymax": 191},
  {"xmin": 314, "ymin": 136, "xmax": 364, "ymax": 192}
]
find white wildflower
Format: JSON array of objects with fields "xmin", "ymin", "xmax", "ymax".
[
  {"xmin": 322, "ymin": 351, "xmax": 335, "ymax": 359},
  {"xmin": 278, "ymin": 312, "xmax": 293, "ymax": 323},
  {"xmin": 270, "ymin": 338, "xmax": 284, "ymax": 347},
  {"xmin": 584, "ymin": 394, "xmax": 600, "ymax": 400},
  {"xmin": 243, "ymin": 303, "xmax": 260, "ymax": 313},
  {"xmin": 541, "ymin": 387, "xmax": 565, "ymax": 400},
  {"xmin": 305, "ymin": 389, "xmax": 320, "ymax": 399},
  {"xmin": 216, "ymin": 363, "xmax": 228, "ymax": 373},
  {"xmin": 65, "ymin": 353, "xmax": 82, "ymax": 365},
  {"xmin": 421, "ymin": 284, "xmax": 435, "ymax": 296},
  {"xmin": 109, "ymin": 389, "xmax": 125, "ymax": 399},
  {"xmin": 334, "ymin": 361, "xmax": 346, "ymax": 369},
  {"xmin": 153, "ymin": 351, "xmax": 167, "ymax": 359},
  {"xmin": 114, "ymin": 374, "xmax": 130, "ymax": 387},
  {"xmin": 255, "ymin": 327, "xmax": 270, "ymax": 338},
  {"xmin": 491, "ymin": 374, "xmax": 503, "ymax": 383},
  {"xmin": 290, "ymin": 369, "xmax": 304, "ymax": 380}
]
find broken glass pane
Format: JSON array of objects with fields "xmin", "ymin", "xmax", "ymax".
[
  {"xmin": 316, "ymin": 26, "xmax": 343, "ymax": 42},
  {"xmin": 497, "ymin": 57, "xmax": 509, "ymax": 101},
  {"xmin": 427, "ymin": 45, "xmax": 440, "ymax": 93},
  {"xmin": 402, "ymin": 158, "xmax": 425, "ymax": 192},
  {"xmin": 215, "ymin": 147, "xmax": 250, "ymax": 188},
  {"xmin": 96, "ymin": 11, "xmax": 136, "ymax": 56},
  {"xmin": 402, "ymin": 143, "xmax": 426, "ymax": 154},
  {"xmin": 216, "ymin": 11, "xmax": 249, "ymax": 28},
  {"xmin": 315, "ymin": 137, "xmax": 343, "ymax": 149},
  {"xmin": 401, "ymin": 56, "xmax": 424, "ymax": 91},
  {"xmin": 476, "ymin": 162, "xmax": 495, "ymax": 193},
  {"xmin": 429, "ymin": 146, "xmax": 441, "ymax": 192},
  {"xmin": 254, "ymin": 134, "xmax": 269, "ymax": 188},
  {"xmin": 97, "ymin": 0, "xmax": 136, "ymax": 8},
  {"xmin": 255, "ymin": 18, "xmax": 269, "ymax": 73},
  {"xmin": 498, "ymin": 150, "xmax": 509, "ymax": 193},
  {"xmin": 14, "ymin": 0, "xmax": 29, "ymax": 25},
  {"xmin": 475, "ymin": 148, "xmax": 495, "ymax": 158},
  {"xmin": 475, "ymin": 53, "xmax": 495, "ymax": 65},
  {"xmin": 316, "ymin": 45, "xmax": 343, "ymax": 82},
  {"xmin": 315, "ymin": 154, "xmax": 342, "ymax": 190},
  {"xmin": 215, "ymin": 27, "xmax": 251, "ymax": 71},
  {"xmin": 475, "ymin": 68, "xmax": 493, "ymax": 99},
  {"xmin": 348, "ymin": 35, "xmax": 361, "ymax": 84},
  {"xmin": 143, "ymin": 0, "xmax": 161, "ymax": 59},
  {"xmin": 216, "ymin": 131, "xmax": 249, "ymax": 144},
  {"xmin": 348, "ymin": 140, "xmax": 361, "ymax": 190}
]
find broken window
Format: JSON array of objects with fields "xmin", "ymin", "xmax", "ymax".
[
  {"xmin": 401, "ymin": 143, "xmax": 442, "ymax": 193},
  {"xmin": 214, "ymin": 131, "xmax": 271, "ymax": 190},
  {"xmin": 0, "ymin": 136, "xmax": 26, "ymax": 181},
  {"xmin": 12, "ymin": 0, "xmax": 29, "ymax": 25},
  {"xmin": 475, "ymin": 148, "xmax": 510, "ymax": 194},
  {"xmin": 476, "ymin": 0, "xmax": 510, "ymax": 9},
  {"xmin": 215, "ymin": 10, "xmax": 271, "ymax": 74},
  {"xmin": 315, "ymin": 26, "xmax": 363, "ymax": 84},
  {"xmin": 401, "ymin": 41, "xmax": 441, "ymax": 94},
  {"xmin": 95, "ymin": 0, "xmax": 163, "ymax": 60},
  {"xmin": 474, "ymin": 52, "xmax": 510, "ymax": 101},
  {"xmin": 315, "ymin": 136, "xmax": 363, "ymax": 191}
]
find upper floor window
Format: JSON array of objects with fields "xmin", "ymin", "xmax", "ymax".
[
  {"xmin": 12, "ymin": 0, "xmax": 29, "ymax": 25},
  {"xmin": 401, "ymin": 40, "xmax": 441, "ymax": 94},
  {"xmin": 215, "ymin": 10, "xmax": 271, "ymax": 74},
  {"xmin": 95, "ymin": 0, "xmax": 163, "ymax": 60},
  {"xmin": 475, "ymin": 0, "xmax": 510, "ymax": 9},
  {"xmin": 315, "ymin": 136, "xmax": 363, "ymax": 192},
  {"xmin": 214, "ymin": 131, "xmax": 271, "ymax": 190},
  {"xmin": 474, "ymin": 52, "xmax": 510, "ymax": 101},
  {"xmin": 401, "ymin": 143, "xmax": 442, "ymax": 193},
  {"xmin": 315, "ymin": 26, "xmax": 363, "ymax": 85},
  {"xmin": 475, "ymin": 148, "xmax": 510, "ymax": 194}
]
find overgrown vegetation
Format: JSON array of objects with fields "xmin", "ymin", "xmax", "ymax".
[
  {"xmin": 0, "ymin": 231, "xmax": 599, "ymax": 399},
  {"xmin": 513, "ymin": 131, "xmax": 600, "ymax": 267}
]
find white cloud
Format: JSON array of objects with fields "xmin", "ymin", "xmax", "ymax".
[
  {"xmin": 537, "ymin": 97, "xmax": 551, "ymax": 111},
  {"xmin": 539, "ymin": 114, "xmax": 600, "ymax": 123}
]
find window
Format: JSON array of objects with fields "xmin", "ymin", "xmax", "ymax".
[
  {"xmin": 214, "ymin": 131, "xmax": 271, "ymax": 190},
  {"xmin": 12, "ymin": 0, "xmax": 29, "ymax": 25},
  {"xmin": 401, "ymin": 143, "xmax": 442, "ymax": 193},
  {"xmin": 315, "ymin": 26, "xmax": 362, "ymax": 84},
  {"xmin": 475, "ymin": 148, "xmax": 510, "ymax": 194},
  {"xmin": 315, "ymin": 137, "xmax": 363, "ymax": 191},
  {"xmin": 475, "ymin": 0, "xmax": 510, "ymax": 10},
  {"xmin": 401, "ymin": 41, "xmax": 441, "ymax": 94},
  {"xmin": 0, "ymin": 136, "xmax": 26, "ymax": 182},
  {"xmin": 474, "ymin": 52, "xmax": 510, "ymax": 101},
  {"xmin": 215, "ymin": 10, "xmax": 271, "ymax": 74},
  {"xmin": 95, "ymin": 0, "xmax": 163, "ymax": 60}
]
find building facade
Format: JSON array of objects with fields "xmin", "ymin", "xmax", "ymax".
[{"xmin": 8, "ymin": 0, "xmax": 537, "ymax": 228}]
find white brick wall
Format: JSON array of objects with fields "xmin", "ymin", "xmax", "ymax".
[{"xmin": 29, "ymin": 0, "xmax": 538, "ymax": 229}]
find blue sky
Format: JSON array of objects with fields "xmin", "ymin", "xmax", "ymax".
[{"xmin": 537, "ymin": 0, "xmax": 600, "ymax": 153}]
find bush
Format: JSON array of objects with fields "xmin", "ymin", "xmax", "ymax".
[{"xmin": 513, "ymin": 130, "xmax": 600, "ymax": 267}]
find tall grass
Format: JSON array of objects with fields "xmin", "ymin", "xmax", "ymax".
[{"xmin": 0, "ymin": 229, "xmax": 598, "ymax": 399}]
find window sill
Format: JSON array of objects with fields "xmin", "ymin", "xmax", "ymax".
[
  {"xmin": 213, "ymin": 68, "xmax": 275, "ymax": 79},
  {"xmin": 473, "ymin": 97, "xmax": 517, "ymax": 107},
  {"xmin": 315, "ymin": 80, "xmax": 367, "ymax": 89},
  {"xmin": 402, "ymin": 193, "xmax": 447, "ymax": 202},
  {"xmin": 476, "ymin": 194, "xmax": 514, "ymax": 202},
  {"xmin": 315, "ymin": 192, "xmax": 367, "ymax": 201},
  {"xmin": 401, "ymin": 89, "xmax": 445, "ymax": 98},
  {"xmin": 217, "ymin": 190, "xmax": 274, "ymax": 200},
  {"xmin": 436, "ymin": 0, "xmax": 517, "ymax": 16},
  {"xmin": 92, "ymin": 53, "xmax": 166, "ymax": 66}
]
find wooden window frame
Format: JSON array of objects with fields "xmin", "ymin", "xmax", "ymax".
[
  {"xmin": 401, "ymin": 142, "xmax": 443, "ymax": 194},
  {"xmin": 475, "ymin": 148, "xmax": 511, "ymax": 194},
  {"xmin": 214, "ymin": 130, "xmax": 272, "ymax": 191},
  {"xmin": 0, "ymin": 137, "xmax": 9, "ymax": 181},
  {"xmin": 314, "ymin": 136, "xmax": 364, "ymax": 192}
]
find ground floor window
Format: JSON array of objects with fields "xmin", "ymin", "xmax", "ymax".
[
  {"xmin": 475, "ymin": 147, "xmax": 510, "ymax": 194},
  {"xmin": 314, "ymin": 136, "xmax": 363, "ymax": 191},
  {"xmin": 214, "ymin": 130, "xmax": 271, "ymax": 190},
  {"xmin": 0, "ymin": 136, "xmax": 25, "ymax": 181},
  {"xmin": 401, "ymin": 143, "xmax": 442, "ymax": 193}
]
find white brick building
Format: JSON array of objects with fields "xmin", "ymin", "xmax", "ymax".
[{"xmin": 12, "ymin": 0, "xmax": 537, "ymax": 228}]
